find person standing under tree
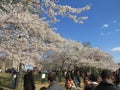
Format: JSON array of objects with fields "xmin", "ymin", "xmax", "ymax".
[
  {"xmin": 11, "ymin": 70, "xmax": 17, "ymax": 89},
  {"xmin": 41, "ymin": 72, "xmax": 46, "ymax": 84},
  {"xmin": 24, "ymin": 69, "xmax": 35, "ymax": 90}
]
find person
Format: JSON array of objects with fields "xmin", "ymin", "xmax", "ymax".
[
  {"xmin": 64, "ymin": 70, "xmax": 67, "ymax": 78},
  {"xmin": 73, "ymin": 69, "xmax": 81, "ymax": 88},
  {"xmin": 115, "ymin": 68, "xmax": 120, "ymax": 88},
  {"xmin": 41, "ymin": 72, "xmax": 46, "ymax": 84},
  {"xmin": 94, "ymin": 69, "xmax": 119, "ymax": 90},
  {"xmin": 11, "ymin": 70, "xmax": 17, "ymax": 89},
  {"xmin": 24, "ymin": 69, "xmax": 35, "ymax": 90},
  {"xmin": 65, "ymin": 76, "xmax": 76, "ymax": 90},
  {"xmin": 47, "ymin": 72, "xmax": 64, "ymax": 90},
  {"xmin": 40, "ymin": 87, "xmax": 47, "ymax": 90},
  {"xmin": 0, "ymin": 68, "xmax": 2, "ymax": 72},
  {"xmin": 84, "ymin": 72, "xmax": 101, "ymax": 90},
  {"xmin": 84, "ymin": 75, "xmax": 91, "ymax": 90}
]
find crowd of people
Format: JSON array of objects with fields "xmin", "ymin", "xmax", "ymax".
[
  {"xmin": 22, "ymin": 68, "xmax": 120, "ymax": 90},
  {"xmin": 23, "ymin": 69, "xmax": 64, "ymax": 90},
  {"xmin": 0, "ymin": 64, "xmax": 119, "ymax": 90},
  {"xmin": 1, "ymin": 67, "xmax": 119, "ymax": 90},
  {"xmin": 83, "ymin": 69, "xmax": 120, "ymax": 90}
]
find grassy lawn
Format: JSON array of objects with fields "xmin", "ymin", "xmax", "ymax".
[
  {"xmin": 0, "ymin": 73, "xmax": 14, "ymax": 90},
  {"xmin": 0, "ymin": 73, "xmax": 84, "ymax": 90}
]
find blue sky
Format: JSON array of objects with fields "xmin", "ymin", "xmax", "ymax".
[{"xmin": 53, "ymin": 0, "xmax": 120, "ymax": 63}]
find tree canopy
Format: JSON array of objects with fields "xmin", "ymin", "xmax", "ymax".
[{"xmin": 0, "ymin": 0, "xmax": 118, "ymax": 70}]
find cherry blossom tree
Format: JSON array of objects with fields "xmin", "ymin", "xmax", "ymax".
[
  {"xmin": 0, "ymin": 0, "xmax": 118, "ymax": 71},
  {"xmin": 0, "ymin": 2, "xmax": 65, "ymax": 68},
  {"xmin": 40, "ymin": 40, "xmax": 118, "ymax": 71}
]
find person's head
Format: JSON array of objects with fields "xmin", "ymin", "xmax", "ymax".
[
  {"xmin": 119, "ymin": 68, "xmax": 120, "ymax": 72},
  {"xmin": 66, "ymin": 76, "xmax": 72, "ymax": 81},
  {"xmin": 47, "ymin": 72, "xmax": 56, "ymax": 83},
  {"xmin": 101, "ymin": 69, "xmax": 114, "ymax": 82},
  {"xmin": 40, "ymin": 87, "xmax": 47, "ymax": 90},
  {"xmin": 27, "ymin": 69, "xmax": 30, "ymax": 73},
  {"xmin": 90, "ymin": 72, "xmax": 100, "ymax": 82}
]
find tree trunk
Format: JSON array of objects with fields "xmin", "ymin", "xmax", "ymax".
[{"xmin": 1, "ymin": 59, "xmax": 6, "ymax": 73}]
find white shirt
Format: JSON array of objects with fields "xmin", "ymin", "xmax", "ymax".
[{"xmin": 42, "ymin": 73, "xmax": 46, "ymax": 79}]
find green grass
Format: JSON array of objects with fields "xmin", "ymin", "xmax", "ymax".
[{"xmin": 0, "ymin": 73, "xmax": 14, "ymax": 90}]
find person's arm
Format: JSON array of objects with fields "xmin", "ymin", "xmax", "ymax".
[
  {"xmin": 31, "ymin": 75, "xmax": 35, "ymax": 89},
  {"xmin": 23, "ymin": 74, "xmax": 26, "ymax": 88}
]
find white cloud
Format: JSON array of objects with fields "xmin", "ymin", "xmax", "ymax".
[
  {"xmin": 112, "ymin": 47, "xmax": 120, "ymax": 52},
  {"xmin": 102, "ymin": 24, "xmax": 109, "ymax": 28}
]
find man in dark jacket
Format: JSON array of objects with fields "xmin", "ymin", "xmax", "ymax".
[
  {"xmin": 47, "ymin": 72, "xmax": 64, "ymax": 90},
  {"xmin": 24, "ymin": 69, "xmax": 35, "ymax": 90},
  {"xmin": 94, "ymin": 69, "xmax": 119, "ymax": 90}
]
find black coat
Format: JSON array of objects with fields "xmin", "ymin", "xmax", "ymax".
[
  {"xmin": 24, "ymin": 73, "xmax": 35, "ymax": 90},
  {"xmin": 94, "ymin": 81, "xmax": 119, "ymax": 90}
]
